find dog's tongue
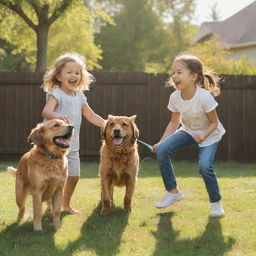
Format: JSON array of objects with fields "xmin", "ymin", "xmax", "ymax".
[
  {"xmin": 113, "ymin": 137, "xmax": 123, "ymax": 146},
  {"xmin": 55, "ymin": 138, "xmax": 71, "ymax": 147}
]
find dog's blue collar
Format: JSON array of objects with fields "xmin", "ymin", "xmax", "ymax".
[{"xmin": 42, "ymin": 152, "xmax": 60, "ymax": 159}]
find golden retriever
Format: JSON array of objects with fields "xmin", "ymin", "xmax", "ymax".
[
  {"xmin": 8, "ymin": 119, "xmax": 73, "ymax": 231},
  {"xmin": 99, "ymin": 115, "xmax": 139, "ymax": 214}
]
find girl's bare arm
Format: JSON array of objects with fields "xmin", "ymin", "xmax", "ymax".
[
  {"xmin": 42, "ymin": 96, "xmax": 69, "ymax": 122},
  {"xmin": 82, "ymin": 103, "xmax": 105, "ymax": 128},
  {"xmin": 193, "ymin": 109, "xmax": 218, "ymax": 143},
  {"xmin": 152, "ymin": 112, "xmax": 181, "ymax": 152}
]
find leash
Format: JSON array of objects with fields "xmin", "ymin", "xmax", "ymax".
[{"xmin": 137, "ymin": 139, "xmax": 153, "ymax": 150}]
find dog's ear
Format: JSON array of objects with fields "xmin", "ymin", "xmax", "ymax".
[
  {"xmin": 101, "ymin": 120, "xmax": 108, "ymax": 140},
  {"xmin": 132, "ymin": 122, "xmax": 139, "ymax": 140},
  {"xmin": 28, "ymin": 123, "xmax": 44, "ymax": 146},
  {"xmin": 129, "ymin": 115, "xmax": 139, "ymax": 141},
  {"xmin": 129, "ymin": 115, "xmax": 137, "ymax": 122},
  {"xmin": 102, "ymin": 115, "xmax": 113, "ymax": 140}
]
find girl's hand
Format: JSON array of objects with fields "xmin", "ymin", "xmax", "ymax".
[
  {"xmin": 56, "ymin": 114, "xmax": 69, "ymax": 123},
  {"xmin": 193, "ymin": 135, "xmax": 206, "ymax": 144},
  {"xmin": 151, "ymin": 142, "xmax": 160, "ymax": 153}
]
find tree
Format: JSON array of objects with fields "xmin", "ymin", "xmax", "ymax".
[
  {"xmin": 95, "ymin": 0, "xmax": 166, "ymax": 71},
  {"xmin": 0, "ymin": 0, "xmax": 112, "ymax": 72},
  {"xmin": 149, "ymin": 0, "xmax": 196, "ymax": 72},
  {"xmin": 188, "ymin": 35, "xmax": 256, "ymax": 75},
  {"xmin": 0, "ymin": 0, "xmax": 75, "ymax": 72},
  {"xmin": 47, "ymin": 2, "xmax": 107, "ymax": 70},
  {"xmin": 0, "ymin": 39, "xmax": 31, "ymax": 71},
  {"xmin": 95, "ymin": 0, "xmax": 196, "ymax": 73},
  {"xmin": 210, "ymin": 3, "xmax": 221, "ymax": 21}
]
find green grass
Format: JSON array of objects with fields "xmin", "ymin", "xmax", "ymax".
[{"xmin": 0, "ymin": 160, "xmax": 256, "ymax": 256}]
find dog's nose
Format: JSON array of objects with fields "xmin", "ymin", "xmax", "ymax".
[
  {"xmin": 68, "ymin": 125, "xmax": 74, "ymax": 131},
  {"xmin": 113, "ymin": 129, "xmax": 120, "ymax": 136}
]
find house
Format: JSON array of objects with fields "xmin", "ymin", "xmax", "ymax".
[{"xmin": 193, "ymin": 1, "xmax": 256, "ymax": 64}]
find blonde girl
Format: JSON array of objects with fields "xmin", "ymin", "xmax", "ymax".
[
  {"xmin": 42, "ymin": 52, "xmax": 105, "ymax": 214},
  {"xmin": 152, "ymin": 53, "xmax": 225, "ymax": 217}
]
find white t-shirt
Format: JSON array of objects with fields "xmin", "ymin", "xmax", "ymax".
[{"xmin": 167, "ymin": 86, "xmax": 225, "ymax": 147}]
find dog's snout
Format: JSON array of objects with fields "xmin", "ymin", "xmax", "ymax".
[
  {"xmin": 113, "ymin": 129, "xmax": 121, "ymax": 136},
  {"xmin": 67, "ymin": 125, "xmax": 74, "ymax": 133}
]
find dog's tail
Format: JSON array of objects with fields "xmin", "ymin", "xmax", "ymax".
[{"xmin": 8, "ymin": 166, "xmax": 17, "ymax": 177}]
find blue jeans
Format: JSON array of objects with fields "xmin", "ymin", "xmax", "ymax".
[{"xmin": 156, "ymin": 130, "xmax": 221, "ymax": 202}]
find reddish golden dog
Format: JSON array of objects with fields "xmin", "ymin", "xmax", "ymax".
[
  {"xmin": 99, "ymin": 115, "xmax": 139, "ymax": 214},
  {"xmin": 8, "ymin": 119, "xmax": 73, "ymax": 231}
]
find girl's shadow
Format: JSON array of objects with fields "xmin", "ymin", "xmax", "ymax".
[
  {"xmin": 152, "ymin": 212, "xmax": 235, "ymax": 256},
  {"xmin": 61, "ymin": 202, "xmax": 129, "ymax": 256}
]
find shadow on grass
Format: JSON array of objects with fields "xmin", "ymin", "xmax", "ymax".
[
  {"xmin": 61, "ymin": 202, "xmax": 129, "ymax": 256},
  {"xmin": 152, "ymin": 212, "xmax": 235, "ymax": 256},
  {"xmin": 0, "ymin": 205, "xmax": 128, "ymax": 256},
  {"xmin": 0, "ymin": 214, "xmax": 61, "ymax": 256}
]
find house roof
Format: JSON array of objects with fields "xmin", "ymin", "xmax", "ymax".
[{"xmin": 193, "ymin": 1, "xmax": 256, "ymax": 48}]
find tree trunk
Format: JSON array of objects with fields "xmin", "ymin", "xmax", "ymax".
[{"xmin": 35, "ymin": 24, "xmax": 48, "ymax": 73}]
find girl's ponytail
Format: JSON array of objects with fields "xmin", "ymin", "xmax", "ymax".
[{"xmin": 201, "ymin": 71, "xmax": 221, "ymax": 97}]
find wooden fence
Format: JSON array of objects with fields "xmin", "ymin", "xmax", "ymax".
[{"xmin": 0, "ymin": 71, "xmax": 255, "ymax": 162}]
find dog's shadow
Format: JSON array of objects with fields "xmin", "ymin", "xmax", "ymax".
[
  {"xmin": 151, "ymin": 212, "xmax": 235, "ymax": 256},
  {"xmin": 0, "ymin": 214, "xmax": 60, "ymax": 255},
  {"xmin": 0, "ymin": 203, "xmax": 128, "ymax": 256},
  {"xmin": 61, "ymin": 202, "xmax": 129, "ymax": 256}
]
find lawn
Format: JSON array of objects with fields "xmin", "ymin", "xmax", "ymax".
[{"xmin": 0, "ymin": 160, "xmax": 255, "ymax": 256}]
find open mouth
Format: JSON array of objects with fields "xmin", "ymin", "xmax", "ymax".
[
  {"xmin": 111, "ymin": 135, "xmax": 127, "ymax": 147},
  {"xmin": 53, "ymin": 132, "xmax": 72, "ymax": 148},
  {"xmin": 68, "ymin": 80, "xmax": 76, "ymax": 87}
]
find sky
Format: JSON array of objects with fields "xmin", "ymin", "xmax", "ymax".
[{"xmin": 193, "ymin": 0, "xmax": 256, "ymax": 25}]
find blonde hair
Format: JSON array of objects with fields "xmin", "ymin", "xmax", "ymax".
[
  {"xmin": 43, "ymin": 52, "xmax": 94, "ymax": 92},
  {"xmin": 167, "ymin": 53, "xmax": 221, "ymax": 97}
]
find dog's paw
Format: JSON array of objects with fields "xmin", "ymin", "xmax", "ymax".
[
  {"xmin": 124, "ymin": 207, "xmax": 132, "ymax": 213},
  {"xmin": 124, "ymin": 200, "xmax": 132, "ymax": 213},
  {"xmin": 34, "ymin": 227, "xmax": 43, "ymax": 232},
  {"xmin": 101, "ymin": 208, "xmax": 111, "ymax": 215}
]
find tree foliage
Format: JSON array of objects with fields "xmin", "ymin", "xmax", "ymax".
[
  {"xmin": 3, "ymin": 0, "xmax": 252, "ymax": 75},
  {"xmin": 96, "ymin": 0, "xmax": 196, "ymax": 72},
  {"xmin": 188, "ymin": 36, "xmax": 256, "ymax": 75},
  {"xmin": 0, "ymin": 39, "xmax": 31, "ymax": 71},
  {"xmin": 0, "ymin": 0, "xmax": 75, "ymax": 72},
  {"xmin": 210, "ymin": 3, "xmax": 221, "ymax": 21},
  {"xmin": 0, "ymin": 0, "xmax": 110, "ymax": 72},
  {"xmin": 0, "ymin": 5, "xmax": 35, "ymax": 70},
  {"xmin": 95, "ymin": 0, "xmax": 162, "ymax": 71},
  {"xmin": 47, "ymin": 1, "xmax": 107, "ymax": 70}
]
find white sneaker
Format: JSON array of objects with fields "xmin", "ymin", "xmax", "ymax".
[
  {"xmin": 210, "ymin": 202, "xmax": 225, "ymax": 217},
  {"xmin": 156, "ymin": 192, "xmax": 183, "ymax": 209}
]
